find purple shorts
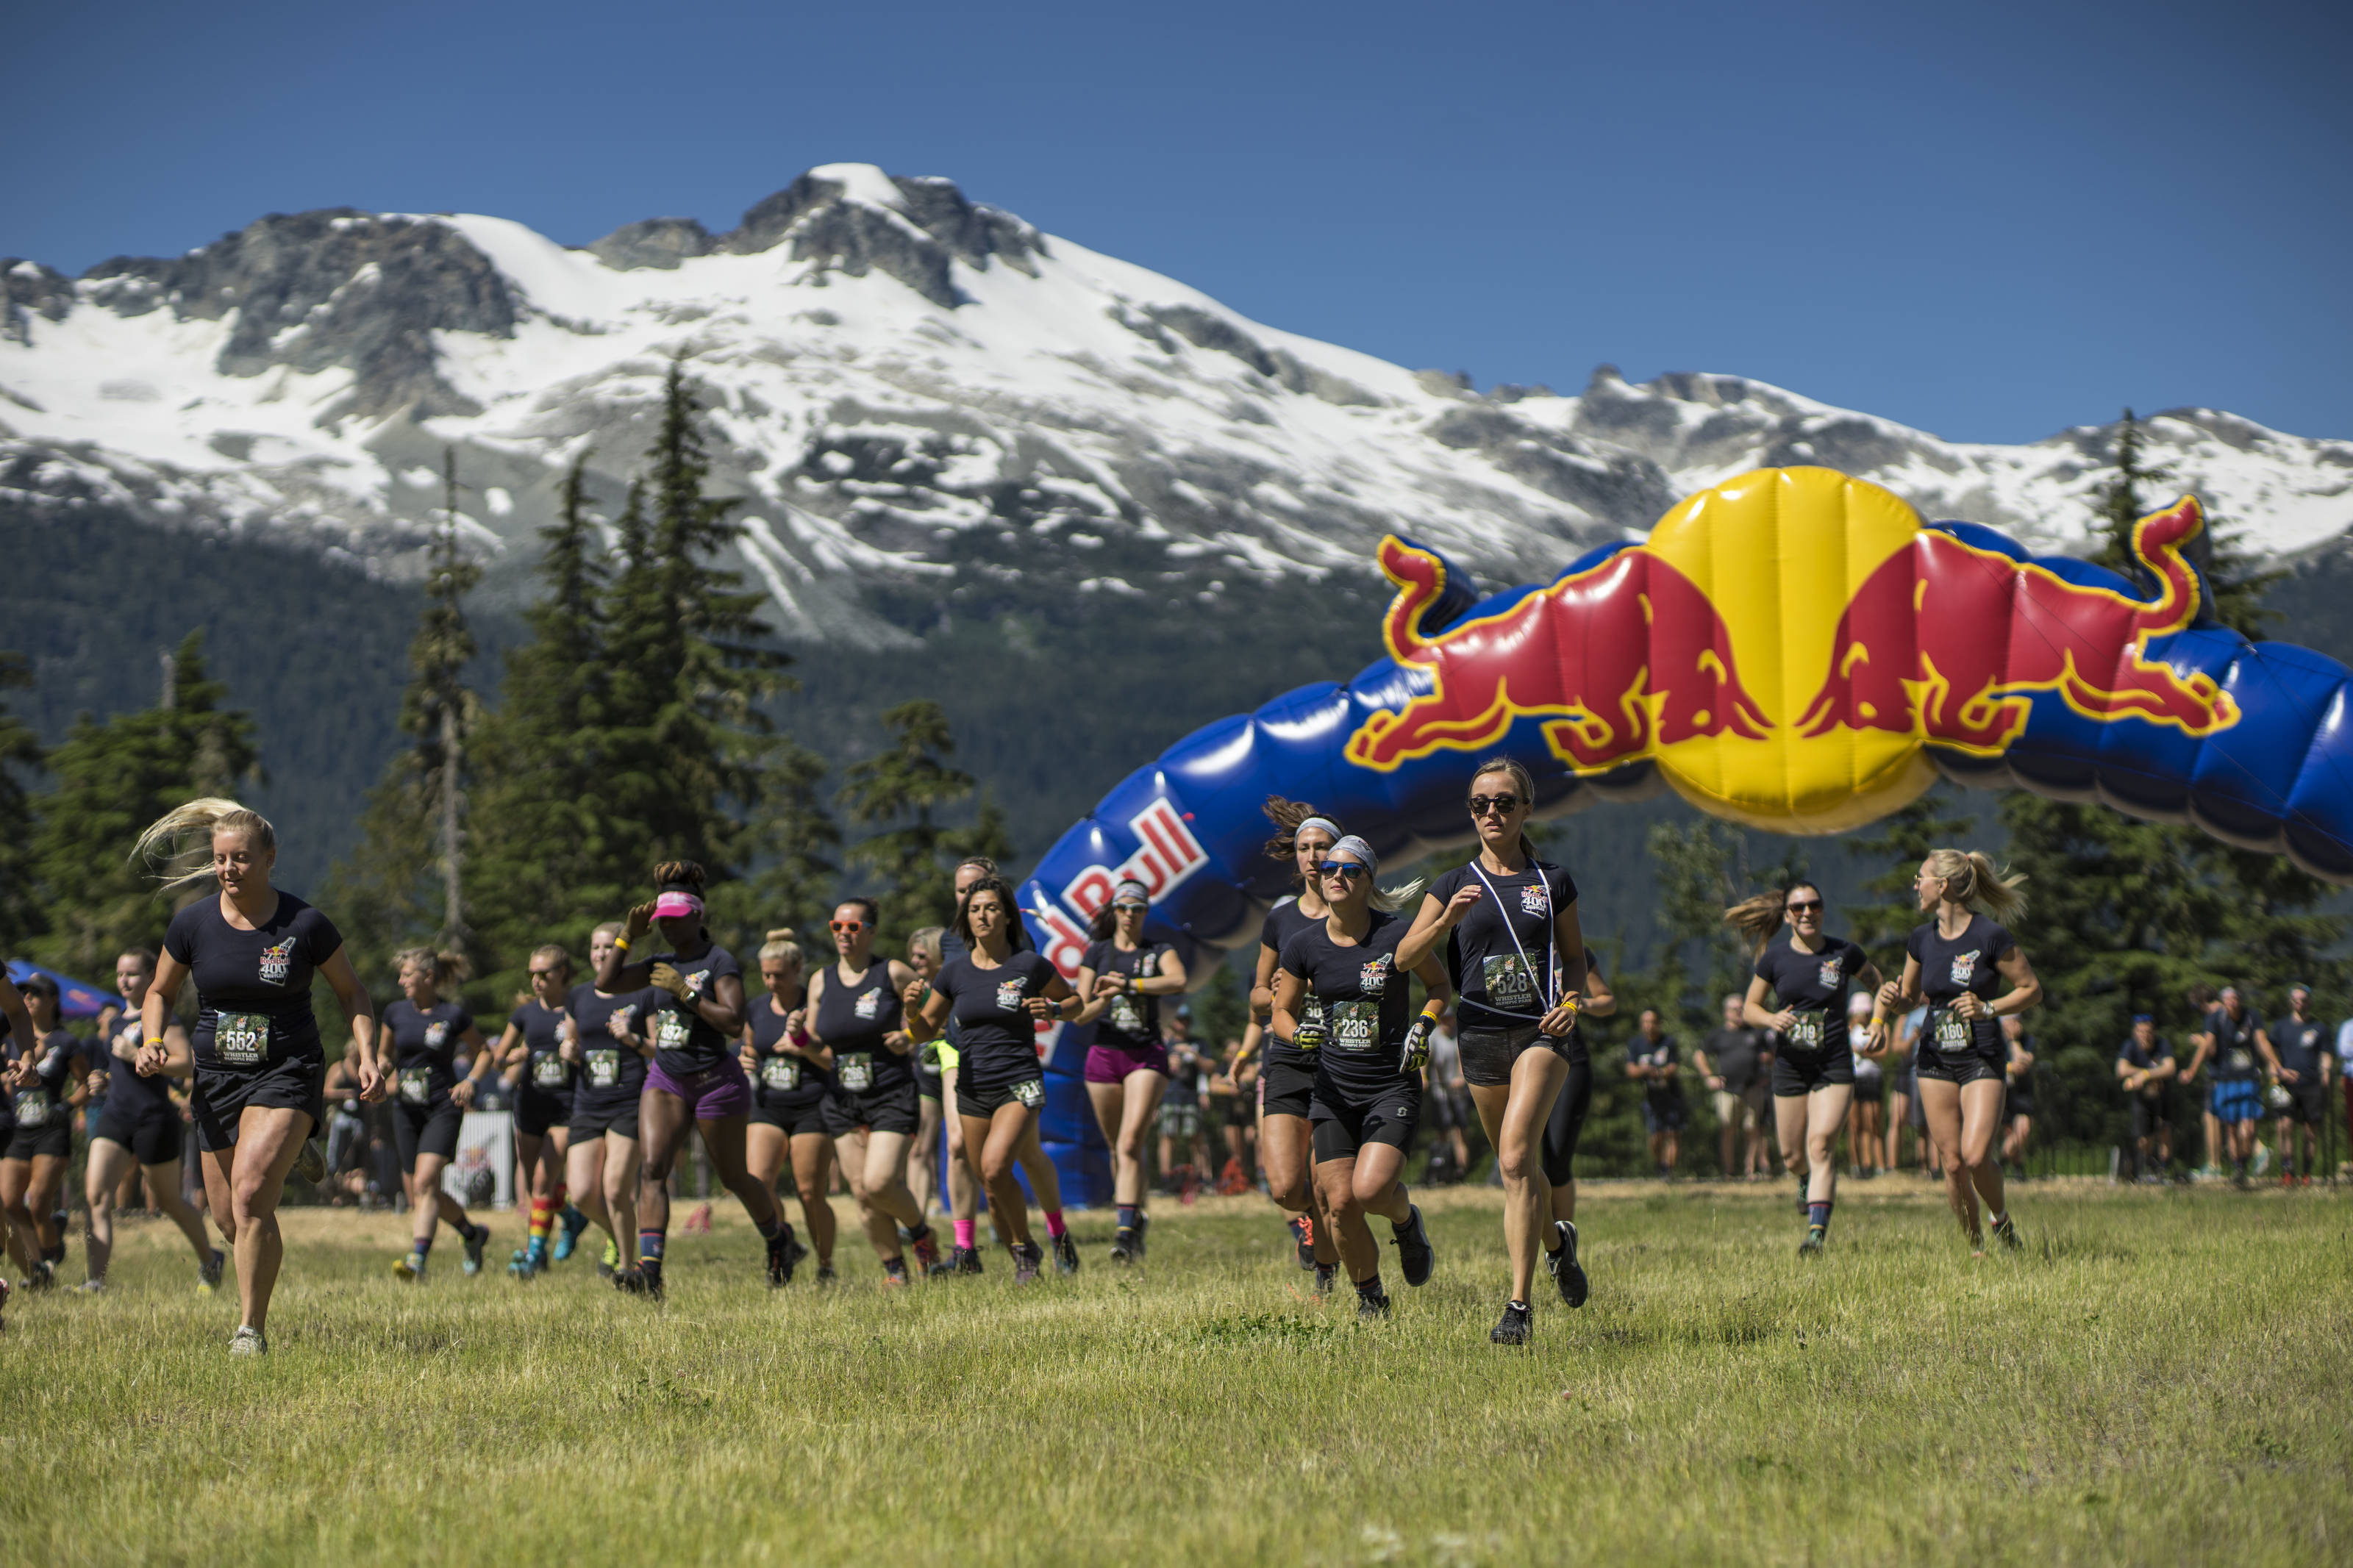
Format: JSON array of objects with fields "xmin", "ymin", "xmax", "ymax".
[
  {"xmin": 1085, "ymin": 1041, "xmax": 1171, "ymax": 1084},
  {"xmin": 645, "ymin": 1056, "xmax": 754, "ymax": 1119}
]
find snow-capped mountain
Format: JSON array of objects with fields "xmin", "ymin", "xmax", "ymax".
[{"xmin": 6, "ymin": 163, "xmax": 2349, "ymax": 645}]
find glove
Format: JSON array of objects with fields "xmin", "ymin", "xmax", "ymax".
[{"xmin": 1403, "ymin": 1008, "xmax": 1440, "ymax": 1074}]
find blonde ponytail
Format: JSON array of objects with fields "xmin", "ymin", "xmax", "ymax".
[
  {"xmin": 132, "ymin": 798, "xmax": 277, "ymax": 895},
  {"xmin": 1723, "ymin": 892, "xmax": 1786, "ymax": 951},
  {"xmin": 1926, "ymin": 848, "xmax": 2027, "ymax": 922},
  {"xmin": 393, "ymin": 947, "xmax": 472, "ymax": 989}
]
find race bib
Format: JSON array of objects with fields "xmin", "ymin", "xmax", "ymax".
[
  {"xmin": 1786, "ymin": 1012, "xmax": 1825, "ymax": 1050},
  {"xmin": 1012, "ymin": 1077, "xmax": 1045, "ymax": 1109},
  {"xmin": 14, "ymin": 1089, "xmax": 48, "ymax": 1127},
  {"xmin": 532, "ymin": 1054, "xmax": 568, "ymax": 1088},
  {"xmin": 1933, "ymin": 1010, "xmax": 1972, "ymax": 1055},
  {"xmin": 1481, "ymin": 954, "xmax": 1534, "ymax": 1010},
  {"xmin": 1329, "ymin": 998, "xmax": 1381, "ymax": 1053},
  {"xmin": 399, "ymin": 1067, "xmax": 431, "ymax": 1103},
  {"xmin": 762, "ymin": 1056, "xmax": 801, "ymax": 1092},
  {"xmin": 587, "ymin": 1049, "xmax": 621, "ymax": 1089},
  {"xmin": 838, "ymin": 1053, "xmax": 874, "ymax": 1092},
  {"xmin": 655, "ymin": 1010, "xmax": 694, "ymax": 1051},
  {"xmin": 1294, "ymin": 997, "xmax": 1327, "ymax": 1050},
  {"xmin": 215, "ymin": 1011, "xmax": 270, "ymax": 1066}
]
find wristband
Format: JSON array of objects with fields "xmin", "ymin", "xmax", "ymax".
[
  {"xmin": 145, "ymin": 1037, "xmax": 165, "ymax": 1048},
  {"xmin": 1421, "ymin": 999, "xmax": 1444, "ymax": 1020},
  {"xmin": 613, "ymin": 937, "xmax": 630, "ymax": 953}
]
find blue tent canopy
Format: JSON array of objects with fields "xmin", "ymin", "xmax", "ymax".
[{"xmin": 6, "ymin": 960, "xmax": 114, "ymax": 1020}]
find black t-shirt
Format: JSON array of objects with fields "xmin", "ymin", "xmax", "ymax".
[
  {"xmin": 1702, "ymin": 1027, "xmax": 1767, "ymax": 1091},
  {"xmin": 2204, "ymin": 1006, "xmax": 2266, "ymax": 1082},
  {"xmin": 1627, "ymin": 1034, "xmax": 1682, "ymax": 1106},
  {"xmin": 644, "ymin": 945, "xmax": 743, "ymax": 1078},
  {"xmin": 2272, "ymin": 1017, "xmax": 2326, "ymax": 1083},
  {"xmin": 1279, "ymin": 909, "xmax": 1415, "ymax": 1102},
  {"xmin": 1907, "ymin": 914, "xmax": 2013, "ymax": 1061},
  {"xmin": 2116, "ymin": 1034, "xmax": 2172, "ymax": 1093},
  {"xmin": 163, "ymin": 892, "xmax": 344, "ymax": 1067},
  {"xmin": 385, "ymin": 999, "xmax": 474, "ymax": 1108},
  {"xmin": 1260, "ymin": 898, "xmax": 1327, "ymax": 1054},
  {"xmin": 1428, "ymin": 858, "xmax": 1577, "ymax": 1029},
  {"xmin": 813, "ymin": 961, "xmax": 910, "ymax": 1095},
  {"xmin": 1752, "ymin": 932, "xmax": 1870, "ymax": 1056},
  {"xmin": 935, "ymin": 950, "xmax": 1057, "ymax": 1089},
  {"xmin": 568, "ymin": 982, "xmax": 651, "ymax": 1105},
  {"xmin": 13, "ymin": 1028, "xmax": 84, "ymax": 1129},
  {"xmin": 509, "ymin": 999, "xmax": 574, "ymax": 1096},
  {"xmin": 749, "ymin": 991, "xmax": 832, "ymax": 1108},
  {"xmin": 101, "ymin": 1007, "xmax": 175, "ymax": 1116},
  {"xmin": 1082, "ymin": 939, "xmax": 1174, "ymax": 1052}
]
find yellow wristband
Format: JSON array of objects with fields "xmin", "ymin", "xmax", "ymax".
[
  {"xmin": 145, "ymin": 1037, "xmax": 165, "ymax": 1048},
  {"xmin": 613, "ymin": 937, "xmax": 630, "ymax": 953}
]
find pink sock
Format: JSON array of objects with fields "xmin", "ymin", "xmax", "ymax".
[
  {"xmin": 1043, "ymin": 1210, "xmax": 1068, "ymax": 1239},
  {"xmin": 953, "ymin": 1219, "xmax": 978, "ymax": 1250}
]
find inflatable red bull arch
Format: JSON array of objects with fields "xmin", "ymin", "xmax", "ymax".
[{"xmin": 1012, "ymin": 465, "xmax": 2353, "ymax": 1201}]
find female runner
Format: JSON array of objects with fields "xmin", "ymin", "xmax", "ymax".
[
  {"xmin": 563, "ymin": 923, "xmax": 649, "ymax": 1285},
  {"xmin": 135, "ymin": 798, "xmax": 383, "ymax": 1354},
  {"xmin": 742, "ymin": 930, "xmax": 839, "ymax": 1283},
  {"xmin": 384, "ymin": 948, "xmax": 495, "ymax": 1281},
  {"xmin": 1251, "ymin": 799, "xmax": 1344, "ymax": 1289},
  {"xmin": 1072, "ymin": 878, "xmax": 1188, "ymax": 1262},
  {"xmin": 1844, "ymin": 992, "xmax": 1885, "ymax": 1178},
  {"xmin": 904, "ymin": 875, "xmax": 1078, "ymax": 1284},
  {"xmin": 1539, "ymin": 953, "xmax": 1611, "ymax": 1306},
  {"xmin": 501, "ymin": 946, "xmax": 584, "ymax": 1277},
  {"xmin": 812, "ymin": 903, "xmax": 939, "ymax": 1283},
  {"xmin": 4, "ymin": 975, "xmax": 90, "ymax": 1289},
  {"xmin": 1398, "ymin": 759, "xmax": 1584, "ymax": 1345},
  {"xmin": 82, "ymin": 948, "xmax": 223, "ymax": 1292},
  {"xmin": 593, "ymin": 862, "xmax": 801, "ymax": 1300},
  {"xmin": 1731, "ymin": 882, "xmax": 1882, "ymax": 1255},
  {"xmin": 905, "ymin": 928, "xmax": 947, "ymax": 1231},
  {"xmin": 1874, "ymin": 849, "xmax": 2040, "ymax": 1253},
  {"xmin": 1274, "ymin": 835, "xmax": 1448, "ymax": 1325}
]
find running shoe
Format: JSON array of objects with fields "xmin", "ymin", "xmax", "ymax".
[
  {"xmin": 1012, "ymin": 1240, "xmax": 1044, "ymax": 1285},
  {"xmin": 597, "ymin": 1238, "xmax": 618, "ymax": 1281},
  {"xmin": 553, "ymin": 1206, "xmax": 588, "ymax": 1263},
  {"xmin": 951, "ymin": 1245, "xmax": 985, "ymax": 1277},
  {"xmin": 293, "ymin": 1136, "xmax": 328, "ymax": 1186},
  {"xmin": 392, "ymin": 1253, "xmax": 425, "ymax": 1282},
  {"xmin": 1489, "ymin": 1300, "xmax": 1533, "ymax": 1346},
  {"xmin": 228, "ymin": 1325, "xmax": 268, "ymax": 1357},
  {"xmin": 879, "ymin": 1259, "xmax": 907, "ymax": 1289},
  {"xmin": 1548, "ymin": 1220, "xmax": 1588, "ymax": 1309},
  {"xmin": 817, "ymin": 1263, "xmax": 838, "ymax": 1286},
  {"xmin": 508, "ymin": 1251, "xmax": 540, "ymax": 1280},
  {"xmin": 1991, "ymin": 1214, "xmax": 2021, "ymax": 1251},
  {"xmin": 639, "ymin": 1262, "xmax": 666, "ymax": 1302},
  {"xmin": 75, "ymin": 1278, "xmax": 105, "ymax": 1295},
  {"xmin": 461, "ymin": 1224, "xmax": 488, "ymax": 1276},
  {"xmin": 1053, "ymin": 1231, "xmax": 1080, "ymax": 1277},
  {"xmin": 1313, "ymin": 1261, "xmax": 1337, "ymax": 1297},
  {"xmin": 908, "ymin": 1225, "xmax": 942, "ymax": 1277},
  {"xmin": 766, "ymin": 1225, "xmax": 802, "ymax": 1289},
  {"xmin": 1799, "ymin": 1225, "xmax": 1826, "ymax": 1256},
  {"xmin": 1109, "ymin": 1228, "xmax": 1137, "ymax": 1264},
  {"xmin": 21, "ymin": 1261, "xmax": 54, "ymax": 1294},
  {"xmin": 1356, "ymin": 1288, "xmax": 1391, "ymax": 1322},
  {"xmin": 1390, "ymin": 1205, "xmax": 1435, "ymax": 1288},
  {"xmin": 1134, "ymin": 1212, "xmax": 1150, "ymax": 1259},
  {"xmin": 199, "ymin": 1249, "xmax": 225, "ymax": 1294},
  {"xmin": 1290, "ymin": 1213, "xmax": 1315, "ymax": 1270}
]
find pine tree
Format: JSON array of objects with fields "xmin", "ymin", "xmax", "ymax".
[
  {"xmin": 838, "ymin": 700, "xmax": 976, "ymax": 935},
  {"xmin": 28, "ymin": 632, "xmax": 259, "ymax": 973},
  {"xmin": 1641, "ymin": 820, "xmax": 1807, "ymax": 1039},
  {"xmin": 1842, "ymin": 784, "xmax": 1978, "ymax": 962},
  {"xmin": 0, "ymin": 651, "xmax": 43, "ymax": 953}
]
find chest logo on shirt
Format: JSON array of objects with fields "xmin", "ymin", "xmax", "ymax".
[
  {"xmin": 424, "ymin": 1021, "xmax": 450, "ymax": 1049},
  {"xmin": 259, "ymin": 937, "xmax": 297, "ymax": 987},
  {"xmin": 995, "ymin": 980, "xmax": 1026, "ymax": 1013},
  {"xmin": 1818, "ymin": 956, "xmax": 1843, "ymax": 990},
  {"xmin": 1359, "ymin": 956, "xmax": 1393, "ymax": 996},
  {"xmin": 1949, "ymin": 950, "xmax": 1980, "ymax": 987},
  {"xmin": 1518, "ymin": 883, "xmax": 1550, "ymax": 917},
  {"xmin": 854, "ymin": 990, "xmax": 882, "ymax": 1020}
]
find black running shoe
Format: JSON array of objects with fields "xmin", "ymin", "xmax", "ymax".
[
  {"xmin": 1548, "ymin": 1220, "xmax": 1588, "ymax": 1308},
  {"xmin": 818, "ymin": 1263, "xmax": 839, "ymax": 1286},
  {"xmin": 951, "ymin": 1245, "xmax": 985, "ymax": 1276},
  {"xmin": 640, "ymin": 1262, "xmax": 665, "ymax": 1302},
  {"xmin": 1314, "ymin": 1261, "xmax": 1337, "ymax": 1296},
  {"xmin": 1391, "ymin": 1204, "xmax": 1435, "ymax": 1288},
  {"xmin": 1109, "ymin": 1228, "xmax": 1136, "ymax": 1264},
  {"xmin": 1290, "ymin": 1213, "xmax": 1315, "ymax": 1270},
  {"xmin": 24, "ymin": 1260, "xmax": 54, "ymax": 1294},
  {"xmin": 460, "ymin": 1223, "xmax": 488, "ymax": 1277},
  {"xmin": 1799, "ymin": 1225, "xmax": 1826, "ymax": 1256},
  {"xmin": 1490, "ymin": 1300, "xmax": 1532, "ymax": 1345},
  {"xmin": 766, "ymin": 1225, "xmax": 801, "ymax": 1288},
  {"xmin": 1356, "ymin": 1288, "xmax": 1391, "ymax": 1322},
  {"xmin": 1012, "ymin": 1240, "xmax": 1044, "ymax": 1285},
  {"xmin": 614, "ymin": 1266, "xmax": 646, "ymax": 1296},
  {"xmin": 1992, "ymin": 1214, "xmax": 2021, "ymax": 1251},
  {"xmin": 1052, "ymin": 1232, "xmax": 1079, "ymax": 1277},
  {"xmin": 1134, "ymin": 1212, "xmax": 1150, "ymax": 1259}
]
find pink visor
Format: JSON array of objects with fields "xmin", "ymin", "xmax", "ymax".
[{"xmin": 652, "ymin": 891, "xmax": 704, "ymax": 919}]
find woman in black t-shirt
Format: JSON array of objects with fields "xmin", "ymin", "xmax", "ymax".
[
  {"xmin": 807, "ymin": 904, "xmax": 938, "ymax": 1284},
  {"xmin": 1072, "ymin": 878, "xmax": 1190, "ymax": 1263},
  {"xmin": 81, "ymin": 948, "xmax": 222, "ymax": 1294},
  {"xmin": 1243, "ymin": 798, "xmax": 1346, "ymax": 1286},
  {"xmin": 1274, "ymin": 834, "xmax": 1451, "ymax": 1324},
  {"xmin": 741, "ymin": 930, "xmax": 837, "ymax": 1281},
  {"xmin": 1874, "ymin": 848, "xmax": 2041, "ymax": 1256},
  {"xmin": 1397, "ymin": 758, "xmax": 1585, "ymax": 1344},
  {"xmin": 1729, "ymin": 884, "xmax": 1883, "ymax": 1257},
  {"xmin": 384, "ymin": 947, "xmax": 494, "ymax": 1284},
  {"xmin": 1, "ymin": 975, "xmax": 89, "ymax": 1289},
  {"xmin": 560, "ymin": 922, "xmax": 651, "ymax": 1282},
  {"xmin": 904, "ymin": 876, "xmax": 1079, "ymax": 1284},
  {"xmin": 135, "ymin": 798, "xmax": 383, "ymax": 1356},
  {"xmin": 593, "ymin": 861, "xmax": 802, "ymax": 1301},
  {"xmin": 496, "ymin": 945, "xmax": 583, "ymax": 1278}
]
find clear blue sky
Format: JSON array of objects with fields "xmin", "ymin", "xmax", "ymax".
[{"xmin": 5, "ymin": 0, "xmax": 2346, "ymax": 445}]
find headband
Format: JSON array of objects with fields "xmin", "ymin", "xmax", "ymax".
[
  {"xmin": 1295, "ymin": 816, "xmax": 1342, "ymax": 844},
  {"xmin": 1327, "ymin": 834, "xmax": 1379, "ymax": 875},
  {"xmin": 1111, "ymin": 878, "xmax": 1151, "ymax": 907},
  {"xmin": 652, "ymin": 891, "xmax": 705, "ymax": 919}
]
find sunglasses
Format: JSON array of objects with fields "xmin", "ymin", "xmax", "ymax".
[
  {"xmin": 1316, "ymin": 862, "xmax": 1371, "ymax": 880},
  {"xmin": 829, "ymin": 920, "xmax": 866, "ymax": 934},
  {"xmin": 1466, "ymin": 794, "xmax": 1522, "ymax": 817},
  {"xmin": 527, "ymin": 967, "xmax": 565, "ymax": 978},
  {"xmin": 1113, "ymin": 901, "xmax": 1148, "ymax": 912},
  {"xmin": 1785, "ymin": 900, "xmax": 1822, "ymax": 914}
]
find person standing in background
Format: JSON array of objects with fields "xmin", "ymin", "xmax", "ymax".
[
  {"xmin": 1627, "ymin": 1009, "xmax": 1685, "ymax": 1179},
  {"xmin": 1695, "ymin": 993, "xmax": 1771, "ymax": 1181},
  {"xmin": 2269, "ymin": 984, "xmax": 2329, "ymax": 1185},
  {"xmin": 1999, "ymin": 1014, "xmax": 2036, "ymax": 1181},
  {"xmin": 1157, "ymin": 1008, "xmax": 1210, "ymax": 1198},
  {"xmin": 2185, "ymin": 986, "xmax": 2278, "ymax": 1188},
  {"xmin": 2185, "ymin": 984, "xmax": 2222, "ymax": 1178},
  {"xmin": 2115, "ymin": 1014, "xmax": 2176, "ymax": 1183},
  {"xmin": 1424, "ymin": 1005, "xmax": 1473, "ymax": 1185},
  {"xmin": 1846, "ymin": 992, "xmax": 1885, "ymax": 1177}
]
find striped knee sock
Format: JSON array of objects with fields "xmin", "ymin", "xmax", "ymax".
[{"xmin": 529, "ymin": 1198, "xmax": 554, "ymax": 1242}]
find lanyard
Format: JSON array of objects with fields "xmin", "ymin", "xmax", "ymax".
[{"xmin": 1468, "ymin": 860, "xmax": 1556, "ymax": 1020}]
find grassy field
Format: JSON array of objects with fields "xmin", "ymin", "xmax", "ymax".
[{"xmin": 4, "ymin": 1178, "xmax": 2346, "ymax": 1567}]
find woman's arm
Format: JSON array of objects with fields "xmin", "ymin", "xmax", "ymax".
[
  {"xmin": 1954, "ymin": 949, "xmax": 2040, "ymax": 1020},
  {"xmin": 1135, "ymin": 949, "xmax": 1188, "ymax": 997},
  {"xmin": 1269, "ymin": 970, "xmax": 1307, "ymax": 1043},
  {"xmin": 452, "ymin": 1023, "xmax": 493, "ymax": 1109},
  {"xmin": 1741, "ymin": 973, "xmax": 1791, "ymax": 1034},
  {"xmin": 1581, "ymin": 960, "xmax": 1615, "ymax": 1018},
  {"xmin": 1068, "ymin": 965, "xmax": 1109, "ymax": 1025},
  {"xmin": 902, "ymin": 975, "xmax": 953, "ymax": 1045},
  {"xmin": 1394, "ymin": 890, "xmax": 1458, "ymax": 975},
  {"xmin": 492, "ymin": 1020, "xmax": 526, "ymax": 1070},
  {"xmin": 315, "ymin": 947, "xmax": 385, "ymax": 1102},
  {"xmin": 1024, "ymin": 971, "xmax": 1079, "ymax": 1025},
  {"xmin": 1250, "ymin": 944, "xmax": 1282, "ymax": 1020},
  {"xmin": 593, "ymin": 902, "xmax": 662, "ymax": 993},
  {"xmin": 1876, "ymin": 956, "xmax": 1924, "ymax": 1017},
  {"xmin": 879, "ymin": 962, "xmax": 918, "ymax": 1056}
]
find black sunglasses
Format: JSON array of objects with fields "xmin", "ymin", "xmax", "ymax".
[
  {"xmin": 1466, "ymin": 793, "xmax": 1522, "ymax": 817},
  {"xmin": 1785, "ymin": 899, "xmax": 1823, "ymax": 914},
  {"xmin": 1316, "ymin": 862, "xmax": 1371, "ymax": 880}
]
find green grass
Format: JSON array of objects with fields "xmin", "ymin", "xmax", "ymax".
[{"xmin": 5, "ymin": 1180, "xmax": 2348, "ymax": 1567}]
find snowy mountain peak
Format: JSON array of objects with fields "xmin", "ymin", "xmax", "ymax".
[{"xmin": 4, "ymin": 166, "xmax": 2350, "ymax": 649}]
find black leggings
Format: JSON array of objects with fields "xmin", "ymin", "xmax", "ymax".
[{"xmin": 1540, "ymin": 1051, "xmax": 1592, "ymax": 1186}]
